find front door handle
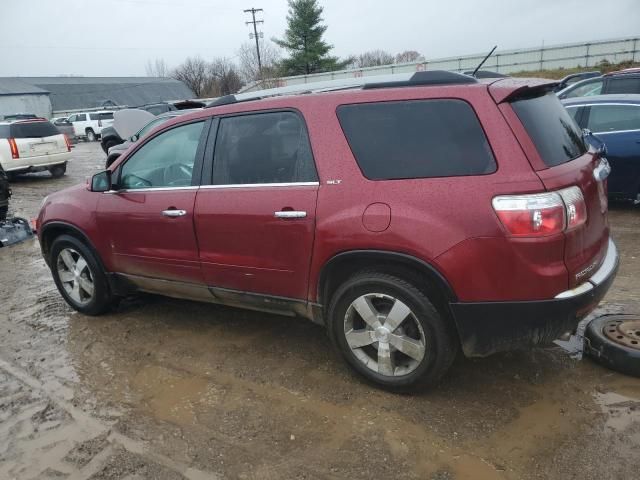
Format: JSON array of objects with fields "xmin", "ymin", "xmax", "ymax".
[
  {"xmin": 162, "ymin": 209, "xmax": 187, "ymax": 217},
  {"xmin": 274, "ymin": 210, "xmax": 307, "ymax": 219}
]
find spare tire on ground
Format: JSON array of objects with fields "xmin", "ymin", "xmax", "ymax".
[{"xmin": 584, "ymin": 315, "xmax": 640, "ymax": 378}]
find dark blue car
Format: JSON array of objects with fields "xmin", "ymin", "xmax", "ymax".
[{"xmin": 562, "ymin": 94, "xmax": 640, "ymax": 203}]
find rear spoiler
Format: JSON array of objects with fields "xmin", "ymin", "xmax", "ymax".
[{"xmin": 488, "ymin": 78, "xmax": 559, "ymax": 104}]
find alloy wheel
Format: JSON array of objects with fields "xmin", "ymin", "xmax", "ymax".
[
  {"xmin": 343, "ymin": 293, "xmax": 427, "ymax": 376},
  {"xmin": 56, "ymin": 247, "xmax": 95, "ymax": 305}
]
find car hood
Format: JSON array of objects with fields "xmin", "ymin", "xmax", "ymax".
[{"xmin": 113, "ymin": 109, "xmax": 154, "ymax": 139}]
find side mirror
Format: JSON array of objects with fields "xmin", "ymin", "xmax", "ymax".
[{"xmin": 91, "ymin": 170, "xmax": 112, "ymax": 192}]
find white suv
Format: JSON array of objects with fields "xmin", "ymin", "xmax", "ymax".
[
  {"xmin": 0, "ymin": 119, "xmax": 71, "ymax": 178},
  {"xmin": 66, "ymin": 111, "xmax": 114, "ymax": 141}
]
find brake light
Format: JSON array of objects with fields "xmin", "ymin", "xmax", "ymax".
[
  {"xmin": 493, "ymin": 187, "xmax": 587, "ymax": 237},
  {"xmin": 63, "ymin": 134, "xmax": 72, "ymax": 152},
  {"xmin": 98, "ymin": 119, "xmax": 102, "ymax": 127},
  {"xmin": 8, "ymin": 138, "xmax": 19, "ymax": 159}
]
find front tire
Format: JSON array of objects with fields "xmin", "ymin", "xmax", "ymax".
[
  {"xmin": 328, "ymin": 272, "xmax": 457, "ymax": 392},
  {"xmin": 50, "ymin": 235, "xmax": 113, "ymax": 315}
]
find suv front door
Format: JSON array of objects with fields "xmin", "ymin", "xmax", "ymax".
[
  {"xmin": 96, "ymin": 120, "xmax": 208, "ymax": 284},
  {"xmin": 194, "ymin": 111, "xmax": 319, "ymax": 300}
]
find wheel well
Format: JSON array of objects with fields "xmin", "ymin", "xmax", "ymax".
[
  {"xmin": 85, "ymin": 128, "xmax": 94, "ymax": 134},
  {"xmin": 40, "ymin": 224, "xmax": 97, "ymax": 266},
  {"xmin": 318, "ymin": 251, "xmax": 457, "ymax": 322}
]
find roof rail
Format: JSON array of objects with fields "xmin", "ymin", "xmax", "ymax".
[
  {"xmin": 363, "ymin": 71, "xmax": 477, "ymax": 89},
  {"xmin": 206, "ymin": 70, "xmax": 479, "ymax": 108}
]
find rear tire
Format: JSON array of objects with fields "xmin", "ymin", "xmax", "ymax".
[
  {"xmin": 328, "ymin": 271, "xmax": 458, "ymax": 392},
  {"xmin": 49, "ymin": 235, "xmax": 113, "ymax": 315},
  {"xmin": 49, "ymin": 164, "xmax": 66, "ymax": 178},
  {"xmin": 86, "ymin": 129, "xmax": 96, "ymax": 142}
]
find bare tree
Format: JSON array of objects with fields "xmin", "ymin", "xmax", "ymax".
[
  {"xmin": 395, "ymin": 50, "xmax": 424, "ymax": 64},
  {"xmin": 145, "ymin": 58, "xmax": 169, "ymax": 78},
  {"xmin": 237, "ymin": 41, "xmax": 282, "ymax": 84},
  {"xmin": 349, "ymin": 50, "xmax": 394, "ymax": 69},
  {"xmin": 209, "ymin": 58, "xmax": 243, "ymax": 96},
  {"xmin": 171, "ymin": 57, "xmax": 209, "ymax": 97}
]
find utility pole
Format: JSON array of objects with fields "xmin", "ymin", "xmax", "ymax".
[{"xmin": 244, "ymin": 8, "xmax": 264, "ymax": 79}]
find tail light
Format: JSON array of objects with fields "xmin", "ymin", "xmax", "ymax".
[
  {"xmin": 98, "ymin": 119, "xmax": 103, "ymax": 127},
  {"xmin": 493, "ymin": 187, "xmax": 587, "ymax": 237},
  {"xmin": 63, "ymin": 134, "xmax": 72, "ymax": 152},
  {"xmin": 8, "ymin": 138, "xmax": 19, "ymax": 159}
]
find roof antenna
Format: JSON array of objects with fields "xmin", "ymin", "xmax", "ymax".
[{"xmin": 472, "ymin": 46, "xmax": 498, "ymax": 78}]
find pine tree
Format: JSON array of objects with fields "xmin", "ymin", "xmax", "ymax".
[{"xmin": 274, "ymin": 0, "xmax": 349, "ymax": 76}]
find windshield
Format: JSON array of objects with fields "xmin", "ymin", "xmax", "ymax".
[
  {"xmin": 136, "ymin": 116, "xmax": 174, "ymax": 140},
  {"xmin": 512, "ymin": 92, "xmax": 587, "ymax": 167}
]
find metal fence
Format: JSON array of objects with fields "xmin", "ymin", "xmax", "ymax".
[{"xmin": 241, "ymin": 36, "xmax": 639, "ymax": 93}]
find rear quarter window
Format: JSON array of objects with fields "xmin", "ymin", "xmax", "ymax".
[
  {"xmin": 511, "ymin": 93, "xmax": 586, "ymax": 167},
  {"xmin": 336, "ymin": 99, "xmax": 496, "ymax": 180},
  {"xmin": 10, "ymin": 121, "xmax": 60, "ymax": 138},
  {"xmin": 0, "ymin": 125, "xmax": 10, "ymax": 139}
]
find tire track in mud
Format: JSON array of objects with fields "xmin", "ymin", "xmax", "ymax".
[{"xmin": 0, "ymin": 357, "xmax": 216, "ymax": 480}]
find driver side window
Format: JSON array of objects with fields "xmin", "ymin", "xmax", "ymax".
[{"xmin": 120, "ymin": 121, "xmax": 205, "ymax": 190}]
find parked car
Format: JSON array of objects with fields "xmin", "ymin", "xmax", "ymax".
[
  {"xmin": 37, "ymin": 72, "xmax": 618, "ymax": 391},
  {"xmin": 66, "ymin": 111, "xmax": 115, "ymax": 141},
  {"xmin": 557, "ymin": 69, "xmax": 640, "ymax": 99},
  {"xmin": 554, "ymin": 71, "xmax": 600, "ymax": 92},
  {"xmin": 104, "ymin": 109, "xmax": 203, "ymax": 168},
  {"xmin": 51, "ymin": 117, "xmax": 77, "ymax": 143},
  {"xmin": 562, "ymin": 94, "xmax": 640, "ymax": 203},
  {"xmin": 138, "ymin": 100, "xmax": 206, "ymax": 116},
  {"xmin": 0, "ymin": 118, "xmax": 71, "ymax": 178},
  {"xmin": 3, "ymin": 113, "xmax": 38, "ymax": 121}
]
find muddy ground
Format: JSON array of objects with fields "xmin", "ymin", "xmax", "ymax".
[{"xmin": 1, "ymin": 143, "xmax": 639, "ymax": 480}]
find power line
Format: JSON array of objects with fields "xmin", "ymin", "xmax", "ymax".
[{"xmin": 244, "ymin": 8, "xmax": 264, "ymax": 79}]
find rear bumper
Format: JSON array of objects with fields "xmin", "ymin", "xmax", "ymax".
[
  {"xmin": 450, "ymin": 239, "xmax": 619, "ymax": 357},
  {"xmin": 2, "ymin": 153, "xmax": 70, "ymax": 173}
]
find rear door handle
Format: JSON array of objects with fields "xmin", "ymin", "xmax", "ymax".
[
  {"xmin": 274, "ymin": 210, "xmax": 307, "ymax": 219},
  {"xmin": 162, "ymin": 209, "xmax": 187, "ymax": 217}
]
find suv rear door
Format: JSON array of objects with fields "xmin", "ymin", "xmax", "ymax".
[
  {"xmin": 194, "ymin": 111, "xmax": 319, "ymax": 300},
  {"xmin": 500, "ymin": 90, "xmax": 609, "ymax": 289}
]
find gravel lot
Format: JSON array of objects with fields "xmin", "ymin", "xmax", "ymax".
[{"xmin": 1, "ymin": 142, "xmax": 639, "ymax": 479}]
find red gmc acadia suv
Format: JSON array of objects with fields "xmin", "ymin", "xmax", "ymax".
[{"xmin": 37, "ymin": 71, "xmax": 619, "ymax": 391}]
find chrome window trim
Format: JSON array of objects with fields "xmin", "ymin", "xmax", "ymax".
[
  {"xmin": 104, "ymin": 186, "xmax": 199, "ymax": 194},
  {"xmin": 200, "ymin": 182, "xmax": 320, "ymax": 189}
]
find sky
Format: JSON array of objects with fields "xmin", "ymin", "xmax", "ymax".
[{"xmin": 0, "ymin": 0, "xmax": 638, "ymax": 77}]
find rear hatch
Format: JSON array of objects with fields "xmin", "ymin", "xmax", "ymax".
[
  {"xmin": 10, "ymin": 121, "xmax": 69, "ymax": 158},
  {"xmin": 495, "ymin": 84, "xmax": 609, "ymax": 289}
]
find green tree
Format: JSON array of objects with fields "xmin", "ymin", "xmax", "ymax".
[{"xmin": 274, "ymin": 0, "xmax": 349, "ymax": 76}]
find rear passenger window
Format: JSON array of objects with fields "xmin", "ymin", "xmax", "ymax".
[
  {"xmin": 89, "ymin": 113, "xmax": 99, "ymax": 120},
  {"xmin": 587, "ymin": 104, "xmax": 640, "ymax": 132},
  {"xmin": 607, "ymin": 77, "xmax": 640, "ymax": 94},
  {"xmin": 212, "ymin": 111, "xmax": 318, "ymax": 185},
  {"xmin": 336, "ymin": 100, "xmax": 496, "ymax": 180}
]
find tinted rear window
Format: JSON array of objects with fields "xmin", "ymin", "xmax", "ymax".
[
  {"xmin": 337, "ymin": 100, "xmax": 496, "ymax": 180},
  {"xmin": 9, "ymin": 121, "xmax": 60, "ymax": 138},
  {"xmin": 511, "ymin": 93, "xmax": 586, "ymax": 167},
  {"xmin": 0, "ymin": 125, "xmax": 9, "ymax": 139},
  {"xmin": 607, "ymin": 77, "xmax": 640, "ymax": 94}
]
